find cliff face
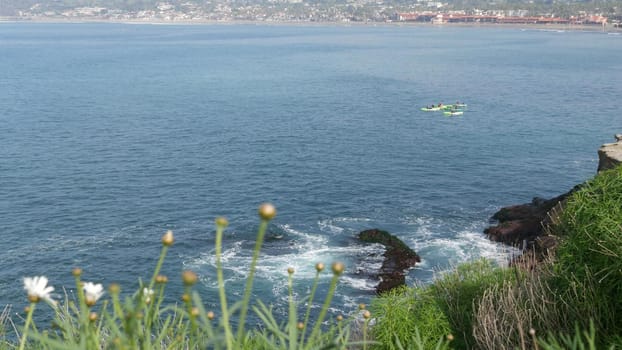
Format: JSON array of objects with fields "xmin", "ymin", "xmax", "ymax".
[{"xmin": 598, "ymin": 134, "xmax": 622, "ymax": 172}]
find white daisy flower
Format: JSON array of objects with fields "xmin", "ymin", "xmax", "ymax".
[
  {"xmin": 23, "ymin": 276, "xmax": 54, "ymax": 303},
  {"xmin": 83, "ymin": 282, "xmax": 105, "ymax": 307}
]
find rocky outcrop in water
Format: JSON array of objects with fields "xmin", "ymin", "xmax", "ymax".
[
  {"xmin": 483, "ymin": 192, "xmax": 572, "ymax": 251},
  {"xmin": 485, "ymin": 134, "xmax": 622, "ymax": 254},
  {"xmin": 598, "ymin": 134, "xmax": 622, "ymax": 172},
  {"xmin": 358, "ymin": 229, "xmax": 420, "ymax": 294}
]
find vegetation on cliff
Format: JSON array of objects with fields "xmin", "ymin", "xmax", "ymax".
[{"xmin": 370, "ymin": 165, "xmax": 622, "ymax": 349}]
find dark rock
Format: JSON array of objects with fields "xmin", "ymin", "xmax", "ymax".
[
  {"xmin": 484, "ymin": 218, "xmax": 542, "ymax": 245},
  {"xmin": 358, "ymin": 228, "xmax": 420, "ymax": 294},
  {"xmin": 376, "ymin": 272, "xmax": 405, "ymax": 294},
  {"xmin": 484, "ymin": 190, "xmax": 574, "ymax": 249}
]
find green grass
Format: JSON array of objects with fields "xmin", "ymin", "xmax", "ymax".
[
  {"xmin": 370, "ymin": 285, "xmax": 451, "ymax": 350},
  {"xmin": 429, "ymin": 258, "xmax": 516, "ymax": 349},
  {"xmin": 554, "ymin": 165, "xmax": 622, "ymax": 339},
  {"xmin": 556, "ymin": 166, "xmax": 622, "ymax": 287},
  {"xmin": 369, "ymin": 259, "xmax": 514, "ymax": 349}
]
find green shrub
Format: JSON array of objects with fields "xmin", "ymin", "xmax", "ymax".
[
  {"xmin": 554, "ymin": 165, "xmax": 622, "ymax": 336},
  {"xmin": 430, "ymin": 258, "xmax": 515, "ymax": 349},
  {"xmin": 472, "ymin": 254, "xmax": 606, "ymax": 350},
  {"xmin": 370, "ymin": 285, "xmax": 451, "ymax": 350}
]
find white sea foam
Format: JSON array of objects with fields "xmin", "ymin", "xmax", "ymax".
[
  {"xmin": 404, "ymin": 222, "xmax": 521, "ymax": 287},
  {"xmin": 455, "ymin": 229, "xmax": 520, "ymax": 266},
  {"xmin": 179, "ymin": 217, "xmax": 383, "ymax": 319},
  {"xmin": 340, "ymin": 275, "xmax": 377, "ymax": 291},
  {"xmin": 317, "ymin": 220, "xmax": 344, "ymax": 234},
  {"xmin": 330, "ymin": 217, "xmax": 372, "ymax": 223},
  {"xmin": 184, "ymin": 214, "xmax": 520, "ymax": 319}
]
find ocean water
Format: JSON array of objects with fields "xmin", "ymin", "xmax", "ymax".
[{"xmin": 1, "ymin": 23, "xmax": 620, "ymax": 320}]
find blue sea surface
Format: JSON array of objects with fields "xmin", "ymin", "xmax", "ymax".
[{"xmin": 1, "ymin": 23, "xmax": 620, "ymax": 319}]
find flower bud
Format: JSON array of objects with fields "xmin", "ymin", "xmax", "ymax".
[
  {"xmin": 207, "ymin": 311, "xmax": 215, "ymax": 320},
  {"xmin": 331, "ymin": 262, "xmax": 345, "ymax": 275},
  {"xmin": 191, "ymin": 307, "xmax": 200, "ymax": 317},
  {"xmin": 315, "ymin": 262, "xmax": 325, "ymax": 272},
  {"xmin": 297, "ymin": 322, "xmax": 304, "ymax": 330},
  {"xmin": 287, "ymin": 267, "xmax": 295, "ymax": 275},
  {"xmin": 182, "ymin": 270, "xmax": 198, "ymax": 286},
  {"xmin": 89, "ymin": 312, "xmax": 98, "ymax": 322},
  {"xmin": 258, "ymin": 203, "xmax": 276, "ymax": 220},
  {"xmin": 162, "ymin": 230, "xmax": 174, "ymax": 246},
  {"xmin": 359, "ymin": 303, "xmax": 366, "ymax": 310},
  {"xmin": 215, "ymin": 217, "xmax": 229, "ymax": 227},
  {"xmin": 72, "ymin": 268, "xmax": 82, "ymax": 277},
  {"xmin": 336, "ymin": 315, "xmax": 343, "ymax": 322},
  {"xmin": 181, "ymin": 293, "xmax": 191, "ymax": 302},
  {"xmin": 155, "ymin": 275, "xmax": 168, "ymax": 284},
  {"xmin": 362, "ymin": 310, "xmax": 371, "ymax": 319},
  {"xmin": 109, "ymin": 283, "xmax": 120, "ymax": 294}
]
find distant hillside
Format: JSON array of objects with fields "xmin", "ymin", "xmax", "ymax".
[{"xmin": 2, "ymin": 0, "xmax": 621, "ymax": 19}]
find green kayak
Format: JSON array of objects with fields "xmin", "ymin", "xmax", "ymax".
[{"xmin": 444, "ymin": 111, "xmax": 464, "ymax": 116}]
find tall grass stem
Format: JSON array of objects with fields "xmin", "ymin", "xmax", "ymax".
[
  {"xmin": 236, "ymin": 219, "xmax": 269, "ymax": 342},
  {"xmin": 149, "ymin": 245, "xmax": 169, "ymax": 291},
  {"xmin": 18, "ymin": 303, "xmax": 35, "ymax": 350},
  {"xmin": 288, "ymin": 271, "xmax": 297, "ymax": 350},
  {"xmin": 214, "ymin": 221, "xmax": 234, "ymax": 349},
  {"xmin": 306, "ymin": 273, "xmax": 340, "ymax": 348}
]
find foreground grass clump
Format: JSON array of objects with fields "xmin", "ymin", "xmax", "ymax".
[
  {"xmin": 371, "ymin": 259, "xmax": 513, "ymax": 350},
  {"xmin": 554, "ymin": 165, "xmax": 622, "ymax": 338},
  {"xmin": 370, "ymin": 257, "xmax": 614, "ymax": 350},
  {"xmin": 2, "ymin": 203, "xmax": 380, "ymax": 350},
  {"xmin": 472, "ymin": 254, "xmax": 607, "ymax": 350},
  {"xmin": 429, "ymin": 258, "xmax": 516, "ymax": 349},
  {"xmin": 370, "ymin": 285, "xmax": 451, "ymax": 350}
]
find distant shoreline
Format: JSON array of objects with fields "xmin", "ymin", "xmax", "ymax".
[{"xmin": 1, "ymin": 16, "xmax": 621, "ymax": 33}]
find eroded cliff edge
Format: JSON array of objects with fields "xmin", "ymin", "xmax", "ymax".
[
  {"xmin": 484, "ymin": 134, "xmax": 622, "ymax": 254},
  {"xmin": 598, "ymin": 134, "xmax": 622, "ymax": 172}
]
